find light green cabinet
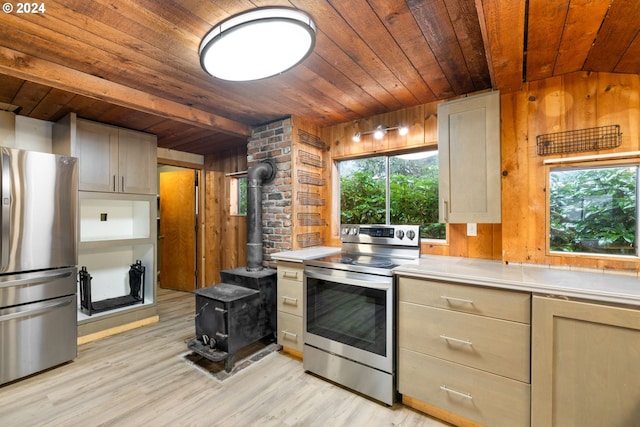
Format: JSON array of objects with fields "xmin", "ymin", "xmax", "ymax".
[
  {"xmin": 276, "ymin": 261, "xmax": 305, "ymax": 354},
  {"xmin": 398, "ymin": 276, "xmax": 530, "ymax": 427},
  {"xmin": 438, "ymin": 91, "xmax": 501, "ymax": 223},
  {"xmin": 54, "ymin": 113, "xmax": 157, "ymax": 195},
  {"xmin": 532, "ymin": 296, "xmax": 640, "ymax": 427}
]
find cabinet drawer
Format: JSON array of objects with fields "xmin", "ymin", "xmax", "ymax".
[
  {"xmin": 399, "ymin": 302, "xmax": 530, "ymax": 382},
  {"xmin": 399, "ymin": 348, "xmax": 530, "ymax": 427},
  {"xmin": 398, "ymin": 276, "xmax": 531, "ymax": 323},
  {"xmin": 277, "ymin": 262, "xmax": 303, "ymax": 282},
  {"xmin": 277, "ymin": 278, "xmax": 303, "ymax": 316},
  {"xmin": 277, "ymin": 311, "xmax": 303, "ymax": 352}
]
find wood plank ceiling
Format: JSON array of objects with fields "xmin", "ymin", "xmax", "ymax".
[{"xmin": 0, "ymin": 0, "xmax": 638, "ymax": 155}]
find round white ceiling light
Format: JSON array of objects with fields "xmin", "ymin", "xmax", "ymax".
[{"xmin": 199, "ymin": 7, "xmax": 316, "ymax": 81}]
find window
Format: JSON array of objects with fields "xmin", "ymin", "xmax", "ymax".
[
  {"xmin": 229, "ymin": 175, "xmax": 247, "ymax": 215},
  {"xmin": 549, "ymin": 165, "xmax": 637, "ymax": 256},
  {"xmin": 339, "ymin": 150, "xmax": 445, "ymax": 240}
]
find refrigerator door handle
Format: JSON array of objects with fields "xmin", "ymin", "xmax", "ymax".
[
  {"xmin": 1, "ymin": 152, "xmax": 10, "ymax": 270},
  {"xmin": 0, "ymin": 297, "xmax": 74, "ymax": 323}
]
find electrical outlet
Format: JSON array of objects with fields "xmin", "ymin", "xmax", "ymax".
[{"xmin": 467, "ymin": 223, "xmax": 477, "ymax": 236}]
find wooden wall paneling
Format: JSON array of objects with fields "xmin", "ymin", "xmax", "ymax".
[
  {"xmin": 500, "ymin": 71, "xmax": 640, "ymax": 272},
  {"xmin": 527, "ymin": 77, "xmax": 564, "ymax": 265},
  {"xmin": 500, "ymin": 90, "xmax": 533, "ymax": 263},
  {"xmin": 325, "ymin": 100, "xmax": 501, "ymax": 260},
  {"xmin": 204, "ymin": 165, "xmax": 221, "ymax": 285},
  {"xmin": 562, "ymin": 71, "xmax": 598, "ymax": 133},
  {"xmin": 595, "ymin": 73, "xmax": 640, "ymax": 152},
  {"xmin": 385, "ymin": 105, "xmax": 426, "ymax": 151},
  {"xmin": 203, "ymin": 147, "xmax": 247, "ymax": 285},
  {"xmin": 446, "ymin": 224, "xmax": 469, "ymax": 257},
  {"xmin": 292, "ymin": 117, "xmax": 329, "ymax": 249},
  {"xmin": 491, "ymin": 223, "xmax": 502, "ymax": 259},
  {"xmin": 358, "ymin": 116, "xmax": 379, "ymax": 155},
  {"xmin": 469, "ymin": 223, "xmax": 499, "ymax": 259},
  {"xmin": 323, "ymin": 72, "xmax": 640, "ymax": 268},
  {"xmin": 325, "ymin": 121, "xmax": 348, "ymax": 159},
  {"xmin": 424, "ymin": 101, "xmax": 439, "ymax": 144}
]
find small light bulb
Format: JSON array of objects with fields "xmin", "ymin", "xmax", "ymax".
[
  {"xmin": 373, "ymin": 126, "xmax": 386, "ymax": 140},
  {"xmin": 352, "ymin": 132, "xmax": 361, "ymax": 143},
  {"xmin": 398, "ymin": 126, "xmax": 409, "ymax": 136}
]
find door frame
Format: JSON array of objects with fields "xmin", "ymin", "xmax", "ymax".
[{"xmin": 157, "ymin": 158, "xmax": 206, "ymax": 289}]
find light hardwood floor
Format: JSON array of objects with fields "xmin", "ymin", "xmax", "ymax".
[{"xmin": 0, "ymin": 288, "xmax": 450, "ymax": 426}]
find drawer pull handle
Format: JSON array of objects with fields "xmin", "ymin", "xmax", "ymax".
[
  {"xmin": 439, "ymin": 335, "xmax": 473, "ymax": 346},
  {"xmin": 281, "ymin": 330, "xmax": 298, "ymax": 340},
  {"xmin": 283, "ymin": 271, "xmax": 299, "ymax": 279},
  {"xmin": 214, "ymin": 307, "xmax": 228, "ymax": 314},
  {"xmin": 440, "ymin": 385, "xmax": 473, "ymax": 400},
  {"xmin": 440, "ymin": 295, "xmax": 473, "ymax": 304},
  {"xmin": 282, "ymin": 296, "xmax": 298, "ymax": 305}
]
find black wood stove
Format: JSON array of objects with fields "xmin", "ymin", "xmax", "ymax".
[
  {"xmin": 188, "ymin": 158, "xmax": 278, "ymax": 372},
  {"xmin": 188, "ymin": 268, "xmax": 276, "ymax": 372}
]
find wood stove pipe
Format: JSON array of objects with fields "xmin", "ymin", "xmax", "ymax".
[{"xmin": 246, "ymin": 158, "xmax": 276, "ymax": 271}]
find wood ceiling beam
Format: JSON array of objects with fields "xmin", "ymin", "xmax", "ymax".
[
  {"xmin": 475, "ymin": 0, "xmax": 526, "ymax": 93},
  {"xmin": 0, "ymin": 46, "xmax": 251, "ymax": 138}
]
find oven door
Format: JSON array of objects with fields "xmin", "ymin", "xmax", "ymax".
[{"xmin": 304, "ymin": 266, "xmax": 393, "ymax": 373}]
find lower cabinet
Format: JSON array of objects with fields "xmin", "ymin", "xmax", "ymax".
[
  {"xmin": 531, "ymin": 296, "xmax": 640, "ymax": 427},
  {"xmin": 276, "ymin": 261, "xmax": 305, "ymax": 354},
  {"xmin": 399, "ymin": 349, "xmax": 530, "ymax": 427},
  {"xmin": 397, "ymin": 276, "xmax": 531, "ymax": 427}
]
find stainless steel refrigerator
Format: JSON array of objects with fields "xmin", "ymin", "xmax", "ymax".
[{"xmin": 0, "ymin": 147, "xmax": 78, "ymax": 385}]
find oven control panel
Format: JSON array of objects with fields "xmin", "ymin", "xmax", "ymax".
[{"xmin": 340, "ymin": 224, "xmax": 420, "ymax": 246}]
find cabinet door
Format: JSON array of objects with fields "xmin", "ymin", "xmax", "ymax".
[
  {"xmin": 76, "ymin": 120, "xmax": 118, "ymax": 192},
  {"xmin": 118, "ymin": 129, "xmax": 157, "ymax": 195},
  {"xmin": 438, "ymin": 91, "xmax": 501, "ymax": 223},
  {"xmin": 532, "ymin": 296, "xmax": 640, "ymax": 427}
]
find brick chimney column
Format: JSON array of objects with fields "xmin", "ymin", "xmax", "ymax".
[{"xmin": 247, "ymin": 117, "xmax": 293, "ymax": 269}]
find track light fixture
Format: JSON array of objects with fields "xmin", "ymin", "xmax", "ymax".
[{"xmin": 352, "ymin": 125, "xmax": 409, "ymax": 142}]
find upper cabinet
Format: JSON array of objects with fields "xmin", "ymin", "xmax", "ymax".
[
  {"xmin": 438, "ymin": 91, "xmax": 501, "ymax": 223},
  {"xmin": 53, "ymin": 113, "xmax": 157, "ymax": 195}
]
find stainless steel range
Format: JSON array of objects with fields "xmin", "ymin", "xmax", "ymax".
[{"xmin": 303, "ymin": 224, "xmax": 420, "ymax": 405}]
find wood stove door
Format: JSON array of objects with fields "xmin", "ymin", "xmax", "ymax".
[{"xmin": 195, "ymin": 297, "xmax": 229, "ymax": 350}]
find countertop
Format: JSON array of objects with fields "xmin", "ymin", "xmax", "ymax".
[
  {"xmin": 271, "ymin": 246, "xmax": 341, "ymax": 262},
  {"xmin": 395, "ymin": 255, "xmax": 640, "ymax": 307}
]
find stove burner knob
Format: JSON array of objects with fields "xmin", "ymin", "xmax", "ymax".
[
  {"xmin": 351, "ymin": 227, "xmax": 358, "ymax": 235},
  {"xmin": 342, "ymin": 227, "xmax": 350, "ymax": 235},
  {"xmin": 406, "ymin": 230, "xmax": 416, "ymax": 240},
  {"xmin": 396, "ymin": 230, "xmax": 405, "ymax": 239}
]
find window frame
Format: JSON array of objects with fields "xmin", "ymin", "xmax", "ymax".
[
  {"xmin": 229, "ymin": 173, "xmax": 247, "ymax": 216},
  {"xmin": 335, "ymin": 149, "xmax": 446, "ymax": 242},
  {"xmin": 546, "ymin": 159, "xmax": 640, "ymax": 259}
]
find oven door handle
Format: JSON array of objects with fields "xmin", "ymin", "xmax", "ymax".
[{"xmin": 304, "ymin": 269, "xmax": 391, "ymax": 291}]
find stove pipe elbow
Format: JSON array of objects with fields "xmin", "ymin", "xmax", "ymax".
[{"xmin": 246, "ymin": 158, "xmax": 276, "ymax": 271}]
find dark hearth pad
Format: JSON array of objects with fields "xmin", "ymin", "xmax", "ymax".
[{"xmin": 182, "ymin": 338, "xmax": 281, "ymax": 382}]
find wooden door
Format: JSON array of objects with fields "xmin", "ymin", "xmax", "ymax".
[{"xmin": 159, "ymin": 170, "xmax": 197, "ymax": 292}]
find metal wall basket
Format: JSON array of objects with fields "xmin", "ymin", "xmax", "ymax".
[{"xmin": 536, "ymin": 124, "xmax": 622, "ymax": 156}]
